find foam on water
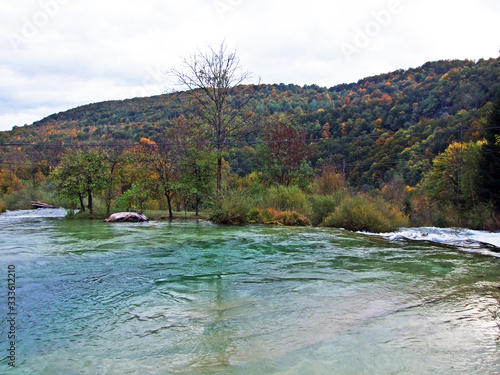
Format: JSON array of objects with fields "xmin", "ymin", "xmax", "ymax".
[
  {"xmin": 367, "ymin": 227, "xmax": 500, "ymax": 257},
  {"xmin": 0, "ymin": 208, "xmax": 67, "ymax": 221}
]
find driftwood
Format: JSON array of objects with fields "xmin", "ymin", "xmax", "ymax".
[
  {"xmin": 104, "ymin": 212, "xmax": 149, "ymax": 223},
  {"xmin": 31, "ymin": 201, "xmax": 59, "ymax": 209}
]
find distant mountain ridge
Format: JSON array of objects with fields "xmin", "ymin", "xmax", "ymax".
[{"xmin": 1, "ymin": 57, "xmax": 499, "ymax": 187}]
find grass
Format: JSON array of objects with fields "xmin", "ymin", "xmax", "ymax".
[{"xmin": 144, "ymin": 210, "xmax": 208, "ymax": 221}]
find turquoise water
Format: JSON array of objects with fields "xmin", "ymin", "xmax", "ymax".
[{"xmin": 0, "ymin": 209, "xmax": 499, "ymax": 374}]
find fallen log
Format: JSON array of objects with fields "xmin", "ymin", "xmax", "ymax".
[
  {"xmin": 104, "ymin": 212, "xmax": 149, "ymax": 223},
  {"xmin": 31, "ymin": 201, "xmax": 59, "ymax": 209}
]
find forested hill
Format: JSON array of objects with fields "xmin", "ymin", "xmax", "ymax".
[{"xmin": 1, "ymin": 57, "xmax": 499, "ymax": 188}]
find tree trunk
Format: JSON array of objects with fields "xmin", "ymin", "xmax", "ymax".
[
  {"xmin": 106, "ymin": 163, "xmax": 117, "ymax": 217},
  {"xmin": 216, "ymin": 156, "xmax": 222, "ymax": 196},
  {"xmin": 87, "ymin": 189, "xmax": 93, "ymax": 219},
  {"xmin": 166, "ymin": 193, "xmax": 173, "ymax": 219},
  {"xmin": 79, "ymin": 193, "xmax": 85, "ymax": 212},
  {"xmin": 195, "ymin": 197, "xmax": 200, "ymax": 216}
]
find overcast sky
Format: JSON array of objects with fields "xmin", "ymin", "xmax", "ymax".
[{"xmin": 1, "ymin": 0, "xmax": 499, "ymax": 132}]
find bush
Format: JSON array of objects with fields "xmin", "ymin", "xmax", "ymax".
[
  {"xmin": 265, "ymin": 185, "xmax": 311, "ymax": 216},
  {"xmin": 259, "ymin": 208, "xmax": 281, "ymax": 224},
  {"xmin": 462, "ymin": 203, "xmax": 500, "ymax": 230},
  {"xmin": 321, "ymin": 194, "xmax": 408, "ymax": 233},
  {"xmin": 408, "ymin": 194, "xmax": 433, "ymax": 227},
  {"xmin": 0, "ymin": 198, "xmax": 6, "ymax": 213},
  {"xmin": 210, "ymin": 189, "xmax": 252, "ymax": 224},
  {"xmin": 64, "ymin": 209, "xmax": 77, "ymax": 219},
  {"xmin": 311, "ymin": 167, "xmax": 345, "ymax": 195},
  {"xmin": 147, "ymin": 199, "xmax": 160, "ymax": 211},
  {"xmin": 1, "ymin": 181, "xmax": 62, "ymax": 211},
  {"xmin": 309, "ymin": 191, "xmax": 346, "ymax": 226},
  {"xmin": 233, "ymin": 173, "xmax": 267, "ymax": 201},
  {"xmin": 2, "ymin": 189, "xmax": 32, "ymax": 210},
  {"xmin": 244, "ymin": 207, "xmax": 310, "ymax": 226},
  {"xmin": 434, "ymin": 202, "xmax": 500, "ymax": 230},
  {"xmin": 277, "ymin": 210, "xmax": 311, "ymax": 226},
  {"xmin": 248, "ymin": 208, "xmax": 262, "ymax": 223}
]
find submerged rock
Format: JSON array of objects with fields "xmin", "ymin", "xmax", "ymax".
[{"xmin": 104, "ymin": 212, "xmax": 149, "ymax": 222}]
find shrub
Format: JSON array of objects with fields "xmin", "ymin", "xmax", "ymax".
[
  {"xmin": 408, "ymin": 194, "xmax": 433, "ymax": 227},
  {"xmin": 1, "ymin": 181, "xmax": 62, "ymax": 211},
  {"xmin": 278, "ymin": 210, "xmax": 311, "ymax": 226},
  {"xmin": 0, "ymin": 198, "xmax": 6, "ymax": 213},
  {"xmin": 265, "ymin": 185, "xmax": 311, "ymax": 216},
  {"xmin": 462, "ymin": 203, "xmax": 500, "ymax": 230},
  {"xmin": 2, "ymin": 189, "xmax": 31, "ymax": 210},
  {"xmin": 233, "ymin": 173, "xmax": 267, "ymax": 201},
  {"xmin": 0, "ymin": 169, "xmax": 23, "ymax": 195},
  {"xmin": 259, "ymin": 208, "xmax": 281, "ymax": 224},
  {"xmin": 435, "ymin": 202, "xmax": 500, "ymax": 230},
  {"xmin": 210, "ymin": 189, "xmax": 252, "ymax": 224},
  {"xmin": 321, "ymin": 194, "xmax": 408, "ymax": 233},
  {"xmin": 309, "ymin": 191, "xmax": 346, "ymax": 226},
  {"xmin": 311, "ymin": 167, "xmax": 345, "ymax": 195},
  {"xmin": 64, "ymin": 208, "xmax": 77, "ymax": 219},
  {"xmin": 248, "ymin": 208, "xmax": 262, "ymax": 223},
  {"xmin": 147, "ymin": 199, "xmax": 160, "ymax": 211}
]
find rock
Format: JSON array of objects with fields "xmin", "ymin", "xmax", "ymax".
[{"xmin": 104, "ymin": 212, "xmax": 149, "ymax": 222}]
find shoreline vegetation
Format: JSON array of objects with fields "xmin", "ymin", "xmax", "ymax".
[
  {"xmin": 1, "ymin": 52, "xmax": 500, "ymax": 232},
  {"xmin": 1, "ymin": 177, "xmax": 498, "ymax": 233},
  {"xmin": 2, "ymin": 121, "xmax": 499, "ymax": 232}
]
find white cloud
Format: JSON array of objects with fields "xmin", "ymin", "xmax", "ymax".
[{"xmin": 0, "ymin": 0, "xmax": 498, "ymax": 131}]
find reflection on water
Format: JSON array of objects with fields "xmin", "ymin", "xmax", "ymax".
[{"xmin": 0, "ymin": 209, "xmax": 499, "ymax": 374}]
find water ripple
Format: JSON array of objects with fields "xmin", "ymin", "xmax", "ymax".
[{"xmin": 1, "ymin": 211, "xmax": 499, "ymax": 374}]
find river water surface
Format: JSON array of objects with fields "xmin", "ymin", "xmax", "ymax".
[{"xmin": 0, "ymin": 209, "xmax": 499, "ymax": 374}]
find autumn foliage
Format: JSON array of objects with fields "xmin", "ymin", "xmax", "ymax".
[{"xmin": 1, "ymin": 58, "xmax": 500, "ymax": 230}]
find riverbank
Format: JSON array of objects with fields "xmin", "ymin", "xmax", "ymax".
[
  {"xmin": 2, "ymin": 173, "xmax": 499, "ymax": 232},
  {"xmin": 3, "ymin": 185, "xmax": 499, "ymax": 234},
  {"xmin": 66, "ymin": 208, "xmax": 209, "ymax": 221}
]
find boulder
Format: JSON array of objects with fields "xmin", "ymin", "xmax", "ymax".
[{"xmin": 104, "ymin": 212, "xmax": 149, "ymax": 222}]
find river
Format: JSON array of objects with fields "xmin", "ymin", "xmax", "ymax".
[{"xmin": 0, "ymin": 209, "xmax": 499, "ymax": 374}]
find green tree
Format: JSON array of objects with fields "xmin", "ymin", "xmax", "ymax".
[
  {"xmin": 422, "ymin": 141, "xmax": 484, "ymax": 210},
  {"xmin": 51, "ymin": 148, "xmax": 107, "ymax": 218},
  {"xmin": 119, "ymin": 183, "xmax": 149, "ymax": 213},
  {"xmin": 169, "ymin": 116, "xmax": 217, "ymax": 216},
  {"xmin": 178, "ymin": 147, "xmax": 216, "ymax": 215}
]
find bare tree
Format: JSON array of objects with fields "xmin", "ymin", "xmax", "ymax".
[{"xmin": 170, "ymin": 42, "xmax": 259, "ymax": 194}]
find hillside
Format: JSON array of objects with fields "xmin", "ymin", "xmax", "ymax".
[{"xmin": 1, "ymin": 57, "xmax": 499, "ymax": 189}]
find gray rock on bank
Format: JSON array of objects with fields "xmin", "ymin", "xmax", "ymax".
[{"xmin": 104, "ymin": 212, "xmax": 149, "ymax": 222}]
